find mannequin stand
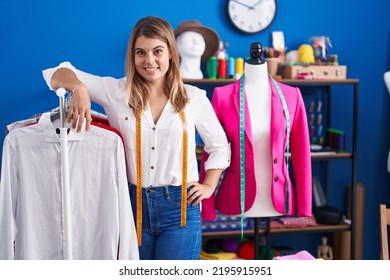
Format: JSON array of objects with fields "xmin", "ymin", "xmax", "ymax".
[
  {"xmin": 253, "ymin": 217, "xmax": 271, "ymax": 260},
  {"xmin": 245, "ymin": 41, "xmax": 274, "ymax": 260}
]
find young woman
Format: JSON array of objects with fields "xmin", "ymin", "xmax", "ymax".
[{"xmin": 42, "ymin": 16, "xmax": 231, "ymax": 260}]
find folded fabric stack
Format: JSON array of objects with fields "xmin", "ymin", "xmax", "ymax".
[{"xmin": 199, "ymin": 251, "xmax": 237, "ymax": 260}]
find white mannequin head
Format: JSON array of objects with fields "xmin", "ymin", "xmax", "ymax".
[
  {"xmin": 176, "ymin": 31, "xmax": 206, "ymax": 59},
  {"xmin": 176, "ymin": 31, "xmax": 206, "ymax": 79}
]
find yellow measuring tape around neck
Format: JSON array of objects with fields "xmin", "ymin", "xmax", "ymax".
[
  {"xmin": 135, "ymin": 110, "xmax": 188, "ymax": 245},
  {"xmin": 135, "ymin": 116, "xmax": 142, "ymax": 245},
  {"xmin": 179, "ymin": 111, "xmax": 188, "ymax": 228}
]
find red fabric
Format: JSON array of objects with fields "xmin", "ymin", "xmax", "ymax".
[
  {"xmin": 91, "ymin": 115, "xmax": 110, "ymax": 127},
  {"xmin": 237, "ymin": 240, "xmax": 254, "ymax": 260}
]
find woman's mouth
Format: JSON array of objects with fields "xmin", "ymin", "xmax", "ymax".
[{"xmin": 144, "ymin": 67, "xmax": 159, "ymax": 72}]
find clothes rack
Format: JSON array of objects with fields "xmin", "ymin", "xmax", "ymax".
[{"xmin": 56, "ymin": 87, "xmax": 72, "ymax": 260}]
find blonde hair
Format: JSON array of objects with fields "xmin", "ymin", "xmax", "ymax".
[{"xmin": 125, "ymin": 16, "xmax": 188, "ymax": 118}]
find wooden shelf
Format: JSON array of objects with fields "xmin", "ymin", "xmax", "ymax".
[
  {"xmin": 276, "ymin": 79, "xmax": 359, "ymax": 86},
  {"xmin": 311, "ymin": 152, "xmax": 352, "ymax": 160},
  {"xmin": 196, "ymin": 146, "xmax": 352, "ymax": 161},
  {"xmin": 183, "ymin": 78, "xmax": 236, "ymax": 86},
  {"xmin": 183, "ymin": 78, "xmax": 359, "ymax": 86},
  {"xmin": 202, "ymin": 221, "xmax": 351, "ymax": 238}
]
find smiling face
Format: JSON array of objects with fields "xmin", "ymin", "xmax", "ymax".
[
  {"xmin": 134, "ymin": 36, "xmax": 172, "ymax": 86},
  {"xmin": 125, "ymin": 16, "xmax": 185, "ymax": 113}
]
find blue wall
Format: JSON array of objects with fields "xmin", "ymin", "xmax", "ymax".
[{"xmin": 1, "ymin": 0, "xmax": 389, "ymax": 259}]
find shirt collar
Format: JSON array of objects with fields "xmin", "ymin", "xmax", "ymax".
[{"xmin": 39, "ymin": 112, "xmax": 86, "ymax": 142}]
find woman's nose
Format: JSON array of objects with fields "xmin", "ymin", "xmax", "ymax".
[{"xmin": 144, "ymin": 53, "xmax": 155, "ymax": 64}]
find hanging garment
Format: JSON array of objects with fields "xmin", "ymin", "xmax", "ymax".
[
  {"xmin": 200, "ymin": 77, "xmax": 312, "ymax": 221},
  {"xmin": 0, "ymin": 112, "xmax": 139, "ymax": 260}
]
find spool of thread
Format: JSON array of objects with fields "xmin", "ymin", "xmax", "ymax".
[
  {"xmin": 309, "ymin": 114, "xmax": 315, "ymax": 125},
  {"xmin": 317, "ymin": 114, "xmax": 322, "ymax": 125},
  {"xmin": 235, "ymin": 57, "xmax": 244, "ymax": 79},
  {"xmin": 207, "ymin": 56, "xmax": 217, "ymax": 79},
  {"xmin": 309, "ymin": 126, "xmax": 315, "ymax": 137},
  {"xmin": 326, "ymin": 128, "xmax": 345, "ymax": 151},
  {"xmin": 335, "ymin": 130, "xmax": 345, "ymax": 152},
  {"xmin": 218, "ymin": 58, "xmax": 227, "ymax": 79},
  {"xmin": 330, "ymin": 54, "xmax": 339, "ymax": 65},
  {"xmin": 317, "ymin": 125, "xmax": 323, "ymax": 137},
  {"xmin": 326, "ymin": 128, "xmax": 336, "ymax": 148},
  {"xmin": 227, "ymin": 57, "xmax": 235, "ymax": 78}
]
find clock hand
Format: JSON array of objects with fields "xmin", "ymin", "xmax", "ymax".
[
  {"xmin": 250, "ymin": 0, "xmax": 264, "ymax": 9},
  {"xmin": 231, "ymin": 0, "xmax": 254, "ymax": 10}
]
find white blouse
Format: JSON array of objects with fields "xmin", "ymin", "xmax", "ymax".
[{"xmin": 42, "ymin": 62, "xmax": 231, "ymax": 188}]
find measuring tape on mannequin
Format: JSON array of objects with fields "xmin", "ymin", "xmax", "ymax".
[
  {"xmin": 239, "ymin": 74, "xmax": 246, "ymax": 238},
  {"xmin": 269, "ymin": 77, "xmax": 291, "ymax": 214},
  {"xmin": 239, "ymin": 75, "xmax": 291, "ymax": 237},
  {"xmin": 135, "ymin": 111, "xmax": 188, "ymax": 245}
]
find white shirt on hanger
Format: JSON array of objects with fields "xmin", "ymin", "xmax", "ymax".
[
  {"xmin": 42, "ymin": 62, "xmax": 231, "ymax": 188},
  {"xmin": 0, "ymin": 113, "xmax": 139, "ymax": 260}
]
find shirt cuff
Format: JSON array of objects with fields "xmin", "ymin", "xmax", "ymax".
[{"xmin": 204, "ymin": 150, "xmax": 231, "ymax": 171}]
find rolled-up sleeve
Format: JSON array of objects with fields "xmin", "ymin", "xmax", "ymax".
[
  {"xmin": 194, "ymin": 91, "xmax": 231, "ymax": 171},
  {"xmin": 42, "ymin": 61, "xmax": 75, "ymax": 91},
  {"xmin": 42, "ymin": 61, "xmax": 119, "ymax": 108}
]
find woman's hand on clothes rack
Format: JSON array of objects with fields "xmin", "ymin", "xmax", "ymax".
[
  {"xmin": 50, "ymin": 67, "xmax": 92, "ymax": 132},
  {"xmin": 186, "ymin": 181, "xmax": 215, "ymax": 206},
  {"xmin": 67, "ymin": 84, "xmax": 92, "ymax": 132}
]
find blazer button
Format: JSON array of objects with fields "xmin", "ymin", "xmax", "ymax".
[
  {"xmin": 273, "ymin": 159, "xmax": 278, "ymax": 164},
  {"xmin": 274, "ymin": 177, "xmax": 279, "ymax": 182}
]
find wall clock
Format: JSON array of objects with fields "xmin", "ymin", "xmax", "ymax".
[{"xmin": 226, "ymin": 0, "xmax": 277, "ymax": 34}]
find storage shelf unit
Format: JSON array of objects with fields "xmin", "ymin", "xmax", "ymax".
[
  {"xmin": 202, "ymin": 221, "xmax": 351, "ymax": 238},
  {"xmin": 187, "ymin": 78, "xmax": 359, "ymax": 259}
]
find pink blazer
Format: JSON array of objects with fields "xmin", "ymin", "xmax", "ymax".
[{"xmin": 200, "ymin": 78, "xmax": 312, "ymax": 221}]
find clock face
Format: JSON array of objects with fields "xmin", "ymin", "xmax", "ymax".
[{"xmin": 226, "ymin": 0, "xmax": 277, "ymax": 34}]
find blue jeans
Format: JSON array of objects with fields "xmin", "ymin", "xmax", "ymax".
[{"xmin": 129, "ymin": 184, "xmax": 202, "ymax": 260}]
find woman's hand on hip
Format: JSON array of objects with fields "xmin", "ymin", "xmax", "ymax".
[{"xmin": 186, "ymin": 181, "xmax": 215, "ymax": 206}]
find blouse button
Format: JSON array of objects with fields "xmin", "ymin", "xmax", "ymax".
[
  {"xmin": 151, "ymin": 147, "xmax": 155, "ymax": 150},
  {"xmin": 274, "ymin": 177, "xmax": 279, "ymax": 182},
  {"xmin": 152, "ymin": 127, "xmax": 156, "ymax": 131},
  {"xmin": 125, "ymin": 117, "xmax": 128, "ymax": 120},
  {"xmin": 151, "ymin": 166, "xmax": 154, "ymax": 170},
  {"xmin": 273, "ymin": 159, "xmax": 278, "ymax": 164}
]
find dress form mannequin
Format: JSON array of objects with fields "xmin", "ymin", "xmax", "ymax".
[
  {"xmin": 199, "ymin": 41, "xmax": 313, "ymax": 259},
  {"xmin": 244, "ymin": 42, "xmax": 281, "ymax": 260},
  {"xmin": 244, "ymin": 42, "xmax": 281, "ymax": 217},
  {"xmin": 176, "ymin": 31, "xmax": 206, "ymax": 79}
]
